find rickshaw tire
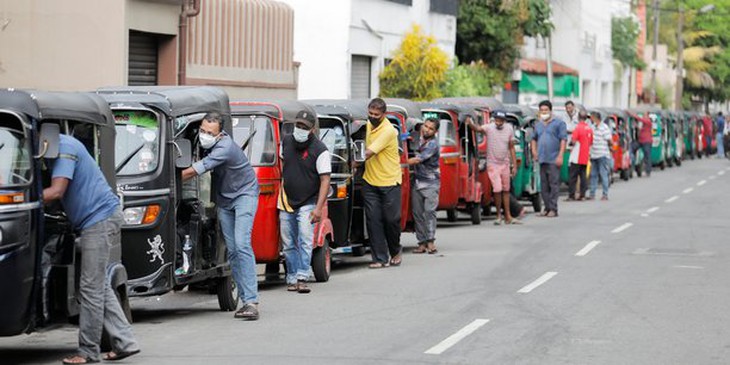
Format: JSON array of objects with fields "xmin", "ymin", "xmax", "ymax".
[
  {"xmin": 216, "ymin": 275, "xmax": 239, "ymax": 312},
  {"xmin": 675, "ymin": 157, "xmax": 682, "ymax": 166},
  {"xmin": 446, "ymin": 209, "xmax": 457, "ymax": 222},
  {"xmin": 470, "ymin": 204, "xmax": 482, "ymax": 225},
  {"xmin": 620, "ymin": 169, "xmax": 629, "ymax": 181},
  {"xmin": 352, "ymin": 245, "xmax": 367, "ymax": 257},
  {"xmin": 264, "ymin": 262, "xmax": 281, "ymax": 282},
  {"xmin": 531, "ymin": 194, "xmax": 542, "ymax": 213},
  {"xmin": 312, "ymin": 238, "xmax": 331, "ymax": 283},
  {"xmin": 660, "ymin": 161, "xmax": 666, "ymax": 170}
]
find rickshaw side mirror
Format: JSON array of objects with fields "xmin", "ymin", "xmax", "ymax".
[
  {"xmin": 174, "ymin": 139, "xmax": 193, "ymax": 168},
  {"xmin": 36, "ymin": 123, "xmax": 60, "ymax": 159},
  {"xmin": 353, "ymin": 140, "xmax": 366, "ymax": 162}
]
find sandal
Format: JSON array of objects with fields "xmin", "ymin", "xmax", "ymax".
[
  {"xmin": 389, "ymin": 254, "xmax": 402, "ymax": 266},
  {"xmin": 62, "ymin": 355, "xmax": 99, "ymax": 364},
  {"xmin": 546, "ymin": 211, "xmax": 558, "ymax": 218},
  {"xmin": 493, "ymin": 219, "xmax": 503, "ymax": 226},
  {"xmin": 287, "ymin": 284, "xmax": 298, "ymax": 292},
  {"xmin": 297, "ymin": 281, "xmax": 311, "ymax": 294},
  {"xmin": 103, "ymin": 349, "xmax": 140, "ymax": 361},
  {"xmin": 234, "ymin": 303, "xmax": 259, "ymax": 320},
  {"xmin": 426, "ymin": 241, "xmax": 438, "ymax": 254},
  {"xmin": 412, "ymin": 245, "xmax": 428, "ymax": 254},
  {"xmin": 505, "ymin": 219, "xmax": 523, "ymax": 225},
  {"xmin": 368, "ymin": 262, "xmax": 389, "ymax": 269}
]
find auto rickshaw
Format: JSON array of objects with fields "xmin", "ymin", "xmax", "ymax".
[
  {"xmin": 432, "ymin": 97, "xmax": 503, "ymax": 215},
  {"xmin": 0, "ymin": 89, "xmax": 130, "ymax": 336},
  {"xmin": 598, "ymin": 108, "xmax": 634, "ymax": 181},
  {"xmin": 682, "ymin": 111, "xmax": 696, "ymax": 160},
  {"xmin": 502, "ymin": 104, "xmax": 542, "ymax": 212},
  {"xmin": 228, "ymin": 100, "xmax": 334, "ymax": 282},
  {"xmin": 665, "ymin": 111, "xmax": 683, "ymax": 167},
  {"xmin": 419, "ymin": 102, "xmax": 483, "ymax": 224},
  {"xmin": 97, "ymin": 86, "xmax": 238, "ymax": 311},
  {"xmin": 629, "ymin": 106, "xmax": 667, "ymax": 170}
]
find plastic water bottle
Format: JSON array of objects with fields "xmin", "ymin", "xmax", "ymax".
[{"xmin": 181, "ymin": 235, "xmax": 193, "ymax": 274}]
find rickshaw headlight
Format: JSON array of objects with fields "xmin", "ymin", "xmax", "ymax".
[
  {"xmin": 123, "ymin": 204, "xmax": 161, "ymax": 226},
  {"xmin": 336, "ymin": 184, "xmax": 347, "ymax": 199}
]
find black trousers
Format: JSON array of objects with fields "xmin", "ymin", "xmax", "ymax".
[
  {"xmin": 363, "ymin": 182, "xmax": 402, "ymax": 264},
  {"xmin": 540, "ymin": 163, "xmax": 560, "ymax": 213},
  {"xmin": 568, "ymin": 163, "xmax": 588, "ymax": 199}
]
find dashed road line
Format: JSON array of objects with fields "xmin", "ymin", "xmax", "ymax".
[
  {"xmin": 647, "ymin": 207, "xmax": 660, "ymax": 213},
  {"xmin": 424, "ymin": 319, "xmax": 490, "ymax": 355},
  {"xmin": 673, "ymin": 265, "xmax": 704, "ymax": 270},
  {"xmin": 683, "ymin": 187, "xmax": 694, "ymax": 194},
  {"xmin": 575, "ymin": 241, "xmax": 601, "ymax": 257},
  {"xmin": 665, "ymin": 196, "xmax": 680, "ymax": 203},
  {"xmin": 720, "ymin": 170, "xmax": 726, "ymax": 175},
  {"xmin": 710, "ymin": 175, "xmax": 717, "ymax": 180},
  {"xmin": 611, "ymin": 223, "xmax": 633, "ymax": 233},
  {"xmin": 517, "ymin": 272, "xmax": 558, "ymax": 293},
  {"xmin": 697, "ymin": 180, "xmax": 707, "ymax": 186}
]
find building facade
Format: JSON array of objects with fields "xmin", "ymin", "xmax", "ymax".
[{"xmin": 277, "ymin": 0, "xmax": 458, "ymax": 100}]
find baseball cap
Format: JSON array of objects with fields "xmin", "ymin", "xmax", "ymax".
[
  {"xmin": 492, "ymin": 110, "xmax": 507, "ymax": 120},
  {"xmin": 294, "ymin": 110, "xmax": 314, "ymax": 129}
]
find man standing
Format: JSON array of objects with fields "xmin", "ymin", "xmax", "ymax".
[
  {"xmin": 715, "ymin": 112, "xmax": 725, "ymax": 158},
  {"xmin": 182, "ymin": 113, "xmax": 260, "ymax": 320},
  {"xmin": 361, "ymin": 98, "xmax": 402, "ymax": 268},
  {"xmin": 563, "ymin": 100, "xmax": 579, "ymax": 133},
  {"xmin": 408, "ymin": 118, "xmax": 440, "ymax": 254},
  {"xmin": 587, "ymin": 112, "xmax": 613, "ymax": 201},
  {"xmin": 278, "ymin": 114, "xmax": 331, "ymax": 293},
  {"xmin": 531, "ymin": 100, "xmax": 567, "ymax": 217},
  {"xmin": 567, "ymin": 111, "xmax": 593, "ymax": 201},
  {"xmin": 44, "ymin": 134, "xmax": 140, "ymax": 365},
  {"xmin": 468, "ymin": 111, "xmax": 520, "ymax": 225},
  {"xmin": 703, "ymin": 115, "xmax": 714, "ymax": 157},
  {"xmin": 636, "ymin": 115, "xmax": 653, "ymax": 177}
]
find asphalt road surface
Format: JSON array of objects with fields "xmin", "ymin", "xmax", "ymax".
[{"xmin": 3, "ymin": 158, "xmax": 730, "ymax": 365}]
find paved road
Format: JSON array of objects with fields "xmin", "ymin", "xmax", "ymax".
[{"xmin": 3, "ymin": 158, "xmax": 730, "ymax": 365}]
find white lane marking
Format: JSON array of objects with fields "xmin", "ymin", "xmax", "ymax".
[
  {"xmin": 647, "ymin": 207, "xmax": 660, "ymax": 213},
  {"xmin": 575, "ymin": 241, "xmax": 601, "ymax": 257},
  {"xmin": 673, "ymin": 265, "xmax": 704, "ymax": 270},
  {"xmin": 665, "ymin": 196, "xmax": 680, "ymax": 203},
  {"xmin": 720, "ymin": 170, "xmax": 726, "ymax": 175},
  {"xmin": 683, "ymin": 187, "xmax": 694, "ymax": 194},
  {"xmin": 640, "ymin": 213, "xmax": 649, "ymax": 218},
  {"xmin": 424, "ymin": 319, "xmax": 490, "ymax": 355},
  {"xmin": 611, "ymin": 223, "xmax": 633, "ymax": 233},
  {"xmin": 517, "ymin": 272, "xmax": 558, "ymax": 293},
  {"xmin": 726, "ymin": 167, "xmax": 730, "ymax": 171},
  {"xmin": 697, "ymin": 180, "xmax": 707, "ymax": 186},
  {"xmin": 710, "ymin": 175, "xmax": 717, "ymax": 180}
]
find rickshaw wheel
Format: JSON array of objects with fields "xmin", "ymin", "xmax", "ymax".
[
  {"xmin": 312, "ymin": 238, "xmax": 331, "ymax": 282},
  {"xmin": 264, "ymin": 262, "xmax": 281, "ymax": 282},
  {"xmin": 675, "ymin": 157, "xmax": 682, "ymax": 166},
  {"xmin": 660, "ymin": 160, "xmax": 666, "ymax": 170},
  {"xmin": 531, "ymin": 193, "xmax": 542, "ymax": 213},
  {"xmin": 620, "ymin": 169, "xmax": 629, "ymax": 181},
  {"xmin": 470, "ymin": 204, "xmax": 482, "ymax": 225},
  {"xmin": 216, "ymin": 275, "xmax": 239, "ymax": 312},
  {"xmin": 446, "ymin": 209, "xmax": 457, "ymax": 222}
]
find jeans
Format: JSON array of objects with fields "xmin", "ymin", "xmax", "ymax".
[
  {"xmin": 411, "ymin": 185, "xmax": 439, "ymax": 244},
  {"xmin": 280, "ymin": 204, "xmax": 315, "ymax": 284},
  {"xmin": 78, "ymin": 209, "xmax": 138, "ymax": 361},
  {"xmin": 568, "ymin": 163, "xmax": 588, "ymax": 199},
  {"xmin": 218, "ymin": 194, "xmax": 259, "ymax": 304},
  {"xmin": 717, "ymin": 133, "xmax": 725, "ymax": 157},
  {"xmin": 589, "ymin": 157, "xmax": 610, "ymax": 198},
  {"xmin": 640, "ymin": 142, "xmax": 652, "ymax": 176},
  {"xmin": 706, "ymin": 135, "xmax": 713, "ymax": 156},
  {"xmin": 363, "ymin": 182, "xmax": 402, "ymax": 264},
  {"xmin": 539, "ymin": 163, "xmax": 560, "ymax": 213}
]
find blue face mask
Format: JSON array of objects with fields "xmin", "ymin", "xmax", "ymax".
[{"xmin": 293, "ymin": 127, "xmax": 310, "ymax": 143}]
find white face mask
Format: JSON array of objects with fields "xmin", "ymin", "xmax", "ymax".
[
  {"xmin": 540, "ymin": 112, "xmax": 551, "ymax": 121},
  {"xmin": 199, "ymin": 133, "xmax": 219, "ymax": 149},
  {"xmin": 293, "ymin": 127, "xmax": 310, "ymax": 143}
]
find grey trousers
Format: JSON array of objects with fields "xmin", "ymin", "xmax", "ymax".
[
  {"xmin": 78, "ymin": 209, "xmax": 139, "ymax": 360},
  {"xmin": 540, "ymin": 163, "xmax": 561, "ymax": 213},
  {"xmin": 411, "ymin": 185, "xmax": 439, "ymax": 244}
]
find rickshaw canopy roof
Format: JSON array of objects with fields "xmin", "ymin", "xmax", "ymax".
[
  {"xmin": 230, "ymin": 100, "xmax": 318, "ymax": 128},
  {"xmin": 503, "ymin": 104, "xmax": 537, "ymax": 126},
  {"xmin": 0, "ymin": 89, "xmax": 114, "ymax": 126},
  {"xmin": 383, "ymin": 98, "xmax": 424, "ymax": 131},
  {"xmin": 302, "ymin": 99, "xmax": 371, "ymax": 135},
  {"xmin": 432, "ymin": 97, "xmax": 504, "ymax": 111},
  {"xmin": 97, "ymin": 86, "xmax": 230, "ymax": 119}
]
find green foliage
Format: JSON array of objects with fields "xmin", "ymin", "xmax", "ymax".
[
  {"xmin": 612, "ymin": 16, "xmax": 646, "ymax": 70},
  {"xmin": 442, "ymin": 60, "xmax": 505, "ymax": 97},
  {"xmin": 379, "ymin": 25, "xmax": 450, "ymax": 101}
]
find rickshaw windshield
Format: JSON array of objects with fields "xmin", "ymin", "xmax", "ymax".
[
  {"xmin": 0, "ymin": 118, "xmax": 32, "ymax": 188},
  {"xmin": 114, "ymin": 110, "xmax": 161, "ymax": 176},
  {"xmin": 423, "ymin": 111, "xmax": 456, "ymax": 147},
  {"xmin": 232, "ymin": 116, "xmax": 276, "ymax": 166},
  {"xmin": 319, "ymin": 119, "xmax": 349, "ymax": 174}
]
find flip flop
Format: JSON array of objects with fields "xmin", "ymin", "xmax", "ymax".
[
  {"xmin": 368, "ymin": 262, "xmax": 389, "ymax": 269},
  {"xmin": 103, "ymin": 349, "xmax": 140, "ymax": 361},
  {"xmin": 412, "ymin": 246, "xmax": 428, "ymax": 254},
  {"xmin": 505, "ymin": 219, "xmax": 523, "ymax": 225},
  {"xmin": 62, "ymin": 355, "xmax": 99, "ymax": 364},
  {"xmin": 493, "ymin": 219, "xmax": 503, "ymax": 226},
  {"xmin": 389, "ymin": 255, "xmax": 402, "ymax": 266},
  {"xmin": 234, "ymin": 303, "xmax": 259, "ymax": 320}
]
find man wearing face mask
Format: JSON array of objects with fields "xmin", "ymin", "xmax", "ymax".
[
  {"xmin": 563, "ymin": 100, "xmax": 579, "ymax": 133},
  {"xmin": 531, "ymin": 100, "xmax": 567, "ymax": 217},
  {"xmin": 278, "ymin": 113, "xmax": 331, "ymax": 293},
  {"xmin": 360, "ymin": 98, "xmax": 402, "ymax": 269},
  {"xmin": 407, "ymin": 118, "xmax": 441, "ymax": 254},
  {"xmin": 182, "ymin": 112, "xmax": 260, "ymax": 320}
]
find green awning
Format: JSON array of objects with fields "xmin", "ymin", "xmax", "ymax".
[{"xmin": 519, "ymin": 72, "xmax": 580, "ymax": 98}]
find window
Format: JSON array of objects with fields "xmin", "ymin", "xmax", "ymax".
[
  {"xmin": 232, "ymin": 116, "xmax": 276, "ymax": 166},
  {"xmin": 114, "ymin": 110, "xmax": 161, "ymax": 176},
  {"xmin": 0, "ymin": 113, "xmax": 32, "ymax": 188},
  {"xmin": 385, "ymin": 0, "xmax": 412, "ymax": 5},
  {"xmin": 430, "ymin": 0, "xmax": 458, "ymax": 16},
  {"xmin": 319, "ymin": 118, "xmax": 349, "ymax": 175},
  {"xmin": 351, "ymin": 55, "xmax": 372, "ymax": 99},
  {"xmin": 439, "ymin": 119, "xmax": 456, "ymax": 146}
]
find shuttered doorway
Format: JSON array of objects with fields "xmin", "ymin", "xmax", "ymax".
[
  {"xmin": 128, "ymin": 30, "xmax": 158, "ymax": 86},
  {"xmin": 351, "ymin": 55, "xmax": 371, "ymax": 99}
]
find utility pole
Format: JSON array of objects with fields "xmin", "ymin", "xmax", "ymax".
[
  {"xmin": 546, "ymin": 36, "xmax": 554, "ymax": 100},
  {"xmin": 650, "ymin": 0, "xmax": 659, "ymax": 105},
  {"xmin": 674, "ymin": 5, "xmax": 684, "ymax": 111}
]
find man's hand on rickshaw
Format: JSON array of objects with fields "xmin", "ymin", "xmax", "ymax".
[{"xmin": 310, "ymin": 207, "xmax": 323, "ymax": 223}]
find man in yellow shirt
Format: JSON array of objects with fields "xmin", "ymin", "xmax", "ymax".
[{"xmin": 362, "ymin": 98, "xmax": 402, "ymax": 268}]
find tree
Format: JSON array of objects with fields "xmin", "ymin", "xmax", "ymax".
[
  {"xmin": 379, "ymin": 24, "xmax": 450, "ymax": 101},
  {"xmin": 442, "ymin": 59, "xmax": 505, "ymax": 97},
  {"xmin": 612, "ymin": 16, "xmax": 646, "ymax": 70}
]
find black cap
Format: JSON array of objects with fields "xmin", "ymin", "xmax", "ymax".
[
  {"xmin": 492, "ymin": 110, "xmax": 507, "ymax": 120},
  {"xmin": 294, "ymin": 110, "xmax": 314, "ymax": 129}
]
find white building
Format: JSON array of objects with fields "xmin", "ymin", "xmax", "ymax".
[
  {"xmin": 277, "ymin": 0, "xmax": 458, "ymax": 99},
  {"xmin": 521, "ymin": 0, "xmax": 632, "ymax": 108}
]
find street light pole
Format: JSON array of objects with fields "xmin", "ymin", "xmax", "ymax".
[
  {"xmin": 674, "ymin": 5, "xmax": 684, "ymax": 111},
  {"xmin": 546, "ymin": 36, "xmax": 554, "ymax": 100},
  {"xmin": 650, "ymin": 0, "xmax": 659, "ymax": 105}
]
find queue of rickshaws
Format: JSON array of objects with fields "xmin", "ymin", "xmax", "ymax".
[{"xmin": 0, "ymin": 89, "xmax": 131, "ymax": 337}]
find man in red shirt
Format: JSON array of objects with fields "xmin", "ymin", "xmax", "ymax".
[
  {"xmin": 703, "ymin": 116, "xmax": 714, "ymax": 156},
  {"xmin": 636, "ymin": 115, "xmax": 653, "ymax": 177},
  {"xmin": 567, "ymin": 111, "xmax": 593, "ymax": 200}
]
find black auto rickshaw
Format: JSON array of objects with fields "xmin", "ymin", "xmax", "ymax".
[
  {"xmin": 0, "ymin": 89, "xmax": 129, "ymax": 336},
  {"xmin": 97, "ymin": 86, "xmax": 238, "ymax": 311}
]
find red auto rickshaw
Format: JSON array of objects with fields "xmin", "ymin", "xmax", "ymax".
[
  {"xmin": 229, "ymin": 100, "xmax": 334, "ymax": 282},
  {"xmin": 598, "ymin": 108, "xmax": 633, "ymax": 181},
  {"xmin": 419, "ymin": 102, "xmax": 483, "ymax": 224}
]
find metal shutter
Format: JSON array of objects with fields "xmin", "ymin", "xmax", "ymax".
[
  {"xmin": 128, "ymin": 31, "xmax": 158, "ymax": 86},
  {"xmin": 351, "ymin": 55, "xmax": 371, "ymax": 99}
]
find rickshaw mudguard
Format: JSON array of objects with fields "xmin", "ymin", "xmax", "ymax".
[{"xmin": 313, "ymin": 217, "xmax": 334, "ymax": 249}]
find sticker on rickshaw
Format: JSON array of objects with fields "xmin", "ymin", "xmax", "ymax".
[{"xmin": 146, "ymin": 235, "xmax": 165, "ymax": 264}]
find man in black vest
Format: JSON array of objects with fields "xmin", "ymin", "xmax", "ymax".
[{"xmin": 278, "ymin": 113, "xmax": 331, "ymax": 293}]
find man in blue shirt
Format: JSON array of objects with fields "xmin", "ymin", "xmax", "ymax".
[
  {"xmin": 716, "ymin": 112, "xmax": 725, "ymax": 158},
  {"xmin": 531, "ymin": 100, "xmax": 567, "ymax": 217},
  {"xmin": 407, "ymin": 118, "xmax": 440, "ymax": 254},
  {"xmin": 182, "ymin": 112, "xmax": 260, "ymax": 320},
  {"xmin": 44, "ymin": 134, "xmax": 139, "ymax": 364}
]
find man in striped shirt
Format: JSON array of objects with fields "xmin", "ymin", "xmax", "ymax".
[{"xmin": 587, "ymin": 111, "xmax": 613, "ymax": 200}]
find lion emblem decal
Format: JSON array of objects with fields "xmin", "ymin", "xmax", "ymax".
[{"xmin": 146, "ymin": 235, "xmax": 165, "ymax": 264}]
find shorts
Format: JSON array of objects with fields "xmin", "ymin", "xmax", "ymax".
[{"xmin": 487, "ymin": 163, "xmax": 510, "ymax": 193}]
